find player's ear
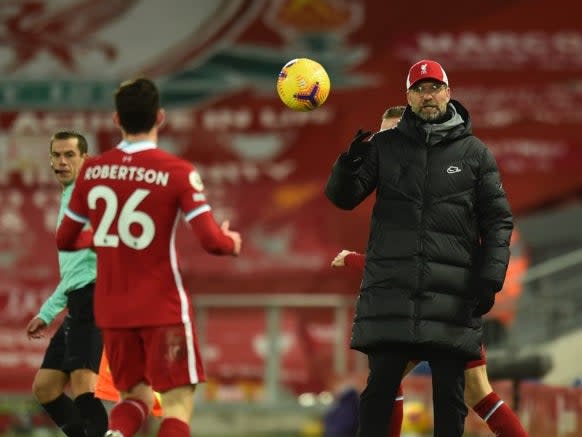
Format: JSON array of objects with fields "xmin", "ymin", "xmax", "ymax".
[
  {"xmin": 156, "ymin": 108, "xmax": 166, "ymax": 129},
  {"xmin": 112, "ymin": 111, "xmax": 121, "ymax": 129}
]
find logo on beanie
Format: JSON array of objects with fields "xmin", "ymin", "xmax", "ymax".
[{"xmin": 420, "ymin": 64, "xmax": 428, "ymax": 75}]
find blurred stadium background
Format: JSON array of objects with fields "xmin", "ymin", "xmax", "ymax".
[{"xmin": 1, "ymin": 0, "xmax": 582, "ymax": 436}]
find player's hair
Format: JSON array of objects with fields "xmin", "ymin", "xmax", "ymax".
[
  {"xmin": 114, "ymin": 77, "xmax": 160, "ymax": 134},
  {"xmin": 382, "ymin": 105, "xmax": 406, "ymax": 120},
  {"xmin": 49, "ymin": 131, "xmax": 88, "ymax": 155}
]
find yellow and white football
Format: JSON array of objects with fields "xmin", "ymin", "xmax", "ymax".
[{"xmin": 276, "ymin": 58, "xmax": 331, "ymax": 111}]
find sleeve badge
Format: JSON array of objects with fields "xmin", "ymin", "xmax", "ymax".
[{"xmin": 189, "ymin": 170, "xmax": 205, "ymax": 192}]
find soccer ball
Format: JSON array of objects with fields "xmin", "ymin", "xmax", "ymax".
[{"xmin": 276, "ymin": 58, "xmax": 330, "ymax": 111}]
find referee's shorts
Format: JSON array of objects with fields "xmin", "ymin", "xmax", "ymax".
[{"xmin": 40, "ymin": 283, "xmax": 102, "ymax": 373}]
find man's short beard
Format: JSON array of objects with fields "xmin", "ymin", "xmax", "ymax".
[{"xmin": 416, "ymin": 107, "xmax": 446, "ymax": 122}]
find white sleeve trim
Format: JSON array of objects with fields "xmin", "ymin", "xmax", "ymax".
[
  {"xmin": 184, "ymin": 204, "xmax": 211, "ymax": 222},
  {"xmin": 64, "ymin": 208, "xmax": 89, "ymax": 224}
]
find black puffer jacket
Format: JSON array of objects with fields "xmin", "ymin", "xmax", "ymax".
[{"xmin": 325, "ymin": 101, "xmax": 513, "ymax": 359}]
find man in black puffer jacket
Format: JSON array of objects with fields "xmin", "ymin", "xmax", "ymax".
[{"xmin": 325, "ymin": 59, "xmax": 513, "ymax": 437}]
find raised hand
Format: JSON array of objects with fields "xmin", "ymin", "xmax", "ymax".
[{"xmin": 347, "ymin": 129, "xmax": 373, "ymax": 159}]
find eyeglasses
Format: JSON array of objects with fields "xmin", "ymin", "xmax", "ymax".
[{"xmin": 408, "ymin": 83, "xmax": 447, "ymax": 95}]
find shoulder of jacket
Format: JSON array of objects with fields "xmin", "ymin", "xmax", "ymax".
[
  {"xmin": 371, "ymin": 128, "xmax": 399, "ymax": 144},
  {"xmin": 457, "ymin": 134, "xmax": 488, "ymax": 153}
]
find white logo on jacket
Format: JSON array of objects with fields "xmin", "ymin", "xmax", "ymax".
[{"xmin": 446, "ymin": 165, "xmax": 461, "ymax": 174}]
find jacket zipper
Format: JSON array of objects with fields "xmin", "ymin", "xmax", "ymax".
[{"xmin": 415, "ymin": 141, "xmax": 430, "ymax": 340}]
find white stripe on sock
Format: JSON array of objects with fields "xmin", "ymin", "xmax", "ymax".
[{"xmin": 483, "ymin": 400, "xmax": 504, "ymax": 422}]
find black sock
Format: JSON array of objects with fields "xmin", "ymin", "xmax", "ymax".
[
  {"xmin": 74, "ymin": 392, "xmax": 109, "ymax": 437},
  {"xmin": 41, "ymin": 393, "xmax": 86, "ymax": 437}
]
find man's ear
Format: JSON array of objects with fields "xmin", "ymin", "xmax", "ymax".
[
  {"xmin": 113, "ymin": 111, "xmax": 121, "ymax": 129},
  {"xmin": 156, "ymin": 108, "xmax": 166, "ymax": 129}
]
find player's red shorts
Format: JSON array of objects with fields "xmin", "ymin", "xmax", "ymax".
[
  {"xmin": 95, "ymin": 352, "xmax": 163, "ymax": 417},
  {"xmin": 102, "ymin": 322, "xmax": 206, "ymax": 393}
]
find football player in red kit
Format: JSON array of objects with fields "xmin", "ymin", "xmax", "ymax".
[{"xmin": 57, "ymin": 78, "xmax": 241, "ymax": 437}]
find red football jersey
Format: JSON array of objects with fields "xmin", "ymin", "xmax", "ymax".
[{"xmin": 62, "ymin": 140, "xmax": 230, "ymax": 328}]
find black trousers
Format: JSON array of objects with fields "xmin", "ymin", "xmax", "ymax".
[{"xmin": 357, "ymin": 349, "xmax": 467, "ymax": 437}]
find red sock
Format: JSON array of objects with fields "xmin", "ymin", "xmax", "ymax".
[
  {"xmin": 108, "ymin": 399, "xmax": 149, "ymax": 437},
  {"xmin": 158, "ymin": 417, "xmax": 190, "ymax": 437},
  {"xmin": 387, "ymin": 385, "xmax": 404, "ymax": 437},
  {"xmin": 473, "ymin": 392, "xmax": 529, "ymax": 437}
]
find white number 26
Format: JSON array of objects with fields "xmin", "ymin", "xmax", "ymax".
[{"xmin": 88, "ymin": 186, "xmax": 155, "ymax": 249}]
